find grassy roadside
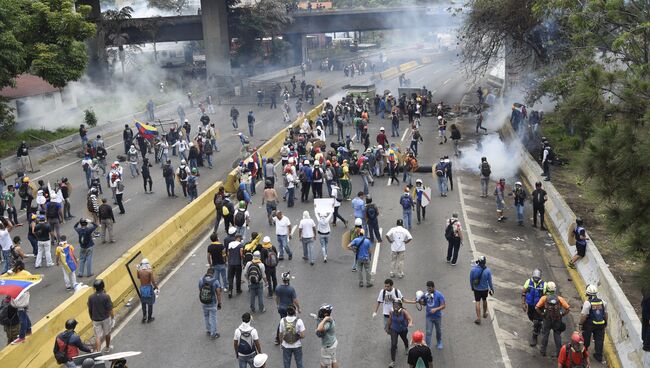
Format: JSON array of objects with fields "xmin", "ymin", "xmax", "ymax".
[
  {"xmin": 539, "ymin": 118, "xmax": 643, "ymax": 316},
  {"xmin": 0, "ymin": 128, "xmax": 79, "ymax": 159}
]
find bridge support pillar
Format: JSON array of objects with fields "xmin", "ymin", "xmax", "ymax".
[
  {"xmin": 201, "ymin": 0, "xmax": 231, "ymax": 78},
  {"xmin": 285, "ymin": 33, "xmax": 308, "ymax": 66},
  {"xmin": 77, "ymin": 0, "xmax": 108, "ymax": 83}
]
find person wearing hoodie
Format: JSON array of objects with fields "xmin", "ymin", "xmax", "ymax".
[
  {"xmin": 243, "ymin": 251, "xmax": 266, "ymax": 313},
  {"xmin": 260, "ymin": 236, "xmax": 279, "ymax": 298},
  {"xmin": 126, "ymin": 145, "xmax": 140, "ymax": 178},
  {"xmin": 53, "ymin": 319, "xmax": 91, "ymax": 366},
  {"xmin": 234, "ymin": 312, "xmax": 262, "ymax": 367}
]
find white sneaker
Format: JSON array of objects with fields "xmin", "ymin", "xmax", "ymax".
[{"xmin": 103, "ymin": 345, "xmax": 113, "ymax": 354}]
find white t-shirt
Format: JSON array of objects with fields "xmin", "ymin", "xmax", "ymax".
[
  {"xmin": 299, "ymin": 219, "xmax": 316, "ymax": 239},
  {"xmin": 279, "ymin": 316, "xmax": 305, "ymax": 348},
  {"xmin": 385, "ymin": 226, "xmax": 413, "ymax": 252},
  {"xmin": 0, "ymin": 229, "xmax": 13, "ymax": 251},
  {"xmin": 274, "ymin": 216, "xmax": 291, "ymax": 236},
  {"xmin": 286, "ymin": 173, "xmax": 296, "ymax": 189},
  {"xmin": 377, "ymin": 288, "xmax": 403, "ymax": 316}
]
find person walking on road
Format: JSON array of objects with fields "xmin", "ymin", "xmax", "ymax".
[
  {"xmin": 231, "ymin": 106, "xmax": 240, "ymax": 130},
  {"xmin": 348, "ymin": 230, "xmax": 374, "ymax": 287},
  {"xmin": 315, "ymin": 208, "xmax": 333, "ymax": 263},
  {"xmin": 53, "ymin": 319, "xmax": 91, "ymax": 367},
  {"xmin": 227, "ymin": 232, "xmax": 244, "ymax": 298},
  {"xmin": 445, "ymin": 213, "xmax": 463, "ymax": 265},
  {"xmin": 279, "ymin": 305, "xmax": 305, "ymax": 368},
  {"xmin": 141, "ymin": 158, "xmax": 153, "ymax": 193},
  {"xmin": 234, "ymin": 201, "xmax": 251, "ymax": 240},
  {"xmin": 535, "ymin": 281, "xmax": 571, "ymax": 357},
  {"xmin": 299, "ymin": 211, "xmax": 316, "ymax": 265},
  {"xmin": 208, "ymin": 232, "xmax": 229, "ymax": 293},
  {"xmin": 400, "ymin": 190, "xmax": 414, "ymax": 230},
  {"xmin": 365, "ymin": 196, "xmax": 382, "ymax": 243},
  {"xmin": 199, "ymin": 267, "xmax": 222, "ymax": 339},
  {"xmin": 542, "ymin": 142, "xmax": 553, "ymax": 181},
  {"xmin": 434, "ymin": 158, "xmax": 448, "ymax": 197},
  {"xmin": 386, "ymin": 298, "xmax": 413, "ymax": 368},
  {"xmin": 234, "ymin": 312, "xmax": 262, "ymax": 367},
  {"xmin": 244, "ymin": 251, "xmax": 266, "ymax": 313},
  {"xmin": 579, "ymin": 284, "xmax": 607, "ymax": 362},
  {"xmin": 470, "ymin": 256, "xmax": 494, "ymax": 325},
  {"xmin": 162, "ymin": 160, "xmax": 176, "ymax": 197},
  {"xmin": 373, "ymin": 279, "xmax": 403, "ymax": 329},
  {"xmin": 531, "ymin": 181, "xmax": 548, "ymax": 230},
  {"xmin": 495, "ymin": 178, "xmax": 507, "ymax": 222},
  {"xmin": 273, "ymin": 211, "xmax": 293, "ymax": 260},
  {"xmin": 407, "ymin": 330, "xmax": 433, "ymax": 368},
  {"xmin": 126, "ymin": 145, "xmax": 140, "ymax": 178},
  {"xmin": 330, "ymin": 184, "xmax": 347, "ymax": 227},
  {"xmin": 351, "ymin": 192, "xmax": 366, "ymax": 231},
  {"xmin": 98, "ymin": 198, "xmax": 115, "ymax": 243},
  {"xmin": 262, "ymin": 182, "xmax": 279, "ymax": 227},
  {"xmin": 123, "ymin": 125, "xmax": 134, "ymax": 154},
  {"xmin": 177, "ymin": 160, "xmax": 191, "ymax": 198},
  {"xmin": 513, "ymin": 181, "xmax": 527, "ymax": 226},
  {"xmin": 2, "ymin": 294, "xmax": 20, "ymax": 344},
  {"xmin": 247, "ymin": 111, "xmax": 256, "ymax": 137},
  {"xmin": 112, "ymin": 176, "xmax": 125, "ymax": 215},
  {"xmin": 137, "ymin": 258, "xmax": 158, "ymax": 324},
  {"xmin": 260, "ymin": 236, "xmax": 278, "ymax": 298},
  {"xmin": 87, "ymin": 279, "xmax": 114, "ymax": 353},
  {"xmin": 8, "ymin": 262, "xmax": 32, "ymax": 344},
  {"xmin": 568, "ymin": 217, "xmax": 588, "ymax": 269},
  {"xmin": 316, "ymin": 304, "xmax": 338, "ymax": 368},
  {"xmin": 521, "ymin": 269, "xmax": 546, "ymax": 346},
  {"xmin": 55, "ymin": 236, "xmax": 78, "ymax": 290},
  {"xmin": 386, "ymin": 219, "xmax": 412, "ymax": 278},
  {"xmin": 414, "ymin": 179, "xmax": 428, "ymax": 225},
  {"xmin": 557, "ymin": 331, "xmax": 590, "ymax": 368},
  {"xmin": 274, "ymin": 271, "xmax": 301, "ymax": 343},
  {"xmin": 74, "ymin": 218, "xmax": 97, "ymax": 278},
  {"xmin": 33, "ymin": 216, "xmax": 53, "ymax": 268},
  {"xmin": 479, "ymin": 157, "xmax": 491, "ymax": 197}
]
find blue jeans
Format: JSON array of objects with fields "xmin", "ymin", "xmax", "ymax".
[
  {"xmin": 319, "ymin": 235, "xmax": 329, "ymax": 258},
  {"xmin": 392, "ymin": 121, "xmax": 399, "ymax": 137},
  {"xmin": 214, "ymin": 264, "xmax": 228, "ymax": 290},
  {"xmin": 515, "ymin": 204, "xmax": 524, "ymax": 223},
  {"xmin": 403, "ymin": 210, "xmax": 412, "ymax": 230},
  {"xmin": 18, "ymin": 309, "xmax": 31, "ymax": 338},
  {"xmin": 355, "ymin": 126, "xmax": 362, "ymax": 141},
  {"xmin": 248, "ymin": 123, "xmax": 254, "ymax": 136},
  {"xmin": 249, "ymin": 283, "xmax": 264, "ymax": 311},
  {"xmin": 277, "ymin": 235, "xmax": 292, "ymax": 258},
  {"xmin": 84, "ymin": 169, "xmax": 92, "ymax": 188},
  {"xmin": 189, "ymin": 158, "xmax": 198, "ymax": 170},
  {"xmin": 232, "ymin": 117, "xmax": 238, "ymax": 129},
  {"xmin": 2, "ymin": 249, "xmax": 11, "ymax": 273},
  {"xmin": 236, "ymin": 226, "xmax": 247, "ymax": 241},
  {"xmin": 205, "ymin": 154, "xmax": 213, "ymax": 168},
  {"xmin": 165, "ymin": 177, "xmax": 175, "ymax": 196},
  {"xmin": 437, "ymin": 177, "xmax": 448, "ymax": 195},
  {"xmin": 426, "ymin": 317, "xmax": 442, "ymax": 348},
  {"xmin": 282, "ymin": 346, "xmax": 304, "ymax": 368},
  {"xmin": 238, "ymin": 355, "xmax": 254, "ymax": 368},
  {"xmin": 287, "ymin": 187, "xmax": 295, "ymax": 207},
  {"xmin": 78, "ymin": 247, "xmax": 93, "ymax": 276},
  {"xmin": 301, "ymin": 238, "xmax": 314, "ymax": 262},
  {"xmin": 202, "ymin": 304, "xmax": 218, "ymax": 336}
]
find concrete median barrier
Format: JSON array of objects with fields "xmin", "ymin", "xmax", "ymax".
[
  {"xmin": 500, "ymin": 123, "xmax": 647, "ymax": 368},
  {"xmin": 380, "ymin": 67, "xmax": 400, "ymax": 80},
  {"xmin": 399, "ymin": 61, "xmax": 419, "ymax": 73}
]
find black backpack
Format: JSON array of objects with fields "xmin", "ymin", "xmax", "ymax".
[
  {"xmin": 199, "ymin": 277, "xmax": 214, "ymax": 304},
  {"xmin": 236, "ymin": 188, "xmax": 245, "ymax": 201},
  {"xmin": 178, "ymin": 168, "xmax": 188, "ymax": 181},
  {"xmin": 366, "ymin": 204, "xmax": 378, "ymax": 220},
  {"xmin": 203, "ymin": 142, "xmax": 213, "ymax": 154},
  {"xmin": 234, "ymin": 210, "xmax": 246, "ymax": 227},
  {"xmin": 445, "ymin": 220, "xmax": 457, "ymax": 240},
  {"xmin": 18, "ymin": 183, "xmax": 28, "ymax": 198},
  {"xmin": 0, "ymin": 299, "xmax": 18, "ymax": 326},
  {"xmin": 46, "ymin": 203, "xmax": 59, "ymax": 219},
  {"xmin": 162, "ymin": 165, "xmax": 172, "ymax": 178},
  {"xmin": 313, "ymin": 168, "xmax": 322, "ymax": 181},
  {"xmin": 480, "ymin": 162, "xmax": 491, "ymax": 177},
  {"xmin": 247, "ymin": 263, "xmax": 262, "ymax": 284}
]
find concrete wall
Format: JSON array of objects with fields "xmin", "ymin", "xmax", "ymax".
[{"xmin": 501, "ymin": 123, "xmax": 648, "ymax": 368}]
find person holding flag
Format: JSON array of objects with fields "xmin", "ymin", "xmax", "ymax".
[
  {"xmin": 55, "ymin": 235, "xmax": 78, "ymax": 291},
  {"xmin": 0, "ymin": 261, "xmax": 40, "ymax": 344}
]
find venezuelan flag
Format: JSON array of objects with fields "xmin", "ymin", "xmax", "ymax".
[
  {"xmin": 135, "ymin": 121, "xmax": 158, "ymax": 139},
  {"xmin": 0, "ymin": 274, "xmax": 43, "ymax": 299}
]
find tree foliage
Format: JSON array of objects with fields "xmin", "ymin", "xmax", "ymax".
[{"xmin": 147, "ymin": 0, "xmax": 189, "ymax": 14}]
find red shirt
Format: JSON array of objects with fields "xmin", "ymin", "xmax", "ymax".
[{"xmin": 557, "ymin": 344, "xmax": 589, "ymax": 367}]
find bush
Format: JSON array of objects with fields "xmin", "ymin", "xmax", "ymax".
[{"xmin": 84, "ymin": 108, "xmax": 98, "ymax": 128}]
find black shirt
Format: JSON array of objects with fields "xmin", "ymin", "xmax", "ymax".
[
  {"xmin": 532, "ymin": 189, "xmax": 547, "ymax": 206},
  {"xmin": 207, "ymin": 242, "xmax": 226, "ymax": 265},
  {"xmin": 87, "ymin": 291, "xmax": 113, "ymax": 321},
  {"xmin": 407, "ymin": 344, "xmax": 433, "ymax": 367},
  {"xmin": 34, "ymin": 222, "xmax": 51, "ymax": 241}
]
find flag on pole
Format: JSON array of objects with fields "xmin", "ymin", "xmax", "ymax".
[
  {"xmin": 0, "ymin": 274, "xmax": 43, "ymax": 299},
  {"xmin": 135, "ymin": 121, "xmax": 158, "ymax": 139}
]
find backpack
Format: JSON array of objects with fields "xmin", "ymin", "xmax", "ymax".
[
  {"xmin": 188, "ymin": 175, "xmax": 197, "ymax": 190},
  {"xmin": 400, "ymin": 195, "xmax": 412, "ymax": 210},
  {"xmin": 480, "ymin": 162, "xmax": 491, "ymax": 177},
  {"xmin": 162, "ymin": 165, "xmax": 172, "ymax": 178},
  {"xmin": 247, "ymin": 263, "xmax": 262, "ymax": 284},
  {"xmin": 544, "ymin": 294, "xmax": 563, "ymax": 321},
  {"xmin": 179, "ymin": 168, "xmax": 188, "ymax": 181},
  {"xmin": 46, "ymin": 202, "xmax": 59, "ymax": 219},
  {"xmin": 564, "ymin": 343, "xmax": 588, "ymax": 368},
  {"xmin": 0, "ymin": 300, "xmax": 16, "ymax": 326},
  {"xmin": 587, "ymin": 298, "xmax": 606, "ymax": 326},
  {"xmin": 199, "ymin": 277, "xmax": 214, "ymax": 304},
  {"xmin": 203, "ymin": 142, "xmax": 213, "ymax": 154},
  {"xmin": 18, "ymin": 183, "xmax": 28, "ymax": 199},
  {"xmin": 234, "ymin": 210, "xmax": 246, "ymax": 227},
  {"xmin": 236, "ymin": 188, "xmax": 245, "ymax": 201},
  {"xmin": 265, "ymin": 248, "xmax": 278, "ymax": 267},
  {"xmin": 435, "ymin": 163, "xmax": 445, "ymax": 177},
  {"xmin": 54, "ymin": 335, "xmax": 71, "ymax": 364},
  {"xmin": 313, "ymin": 168, "xmax": 322, "ymax": 181},
  {"xmin": 334, "ymin": 188, "xmax": 343, "ymax": 202},
  {"xmin": 298, "ymin": 170, "xmax": 307, "ymax": 182},
  {"xmin": 546, "ymin": 147, "xmax": 555, "ymax": 162},
  {"xmin": 282, "ymin": 318, "xmax": 299, "ymax": 344},
  {"xmin": 366, "ymin": 204, "xmax": 378, "ymax": 220},
  {"xmin": 445, "ymin": 220, "xmax": 457, "ymax": 240},
  {"xmin": 237, "ymin": 329, "xmax": 256, "ymax": 355}
]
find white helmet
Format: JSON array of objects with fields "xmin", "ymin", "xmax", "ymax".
[
  {"xmin": 586, "ymin": 284, "xmax": 598, "ymax": 296},
  {"xmin": 304, "ymin": 159, "xmax": 310, "ymax": 165},
  {"xmin": 415, "ymin": 290, "xmax": 424, "ymax": 301},
  {"xmin": 546, "ymin": 281, "xmax": 557, "ymax": 293},
  {"xmin": 437, "ymin": 116, "xmax": 442, "ymax": 120},
  {"xmin": 354, "ymin": 218, "xmax": 363, "ymax": 226},
  {"xmin": 180, "ymin": 159, "xmax": 186, "ymax": 165},
  {"xmin": 515, "ymin": 181, "xmax": 522, "ymax": 186},
  {"xmin": 380, "ymin": 127, "xmax": 385, "ymax": 131},
  {"xmin": 416, "ymin": 179, "xmax": 423, "ymax": 184}
]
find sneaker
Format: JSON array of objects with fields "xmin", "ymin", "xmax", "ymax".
[
  {"xmin": 147, "ymin": 317, "xmax": 155, "ymax": 323},
  {"xmin": 323, "ymin": 257, "xmax": 327, "ymax": 263},
  {"xmin": 288, "ymin": 255, "xmax": 293, "ymax": 260},
  {"xmin": 388, "ymin": 361, "xmax": 395, "ymax": 368},
  {"xmin": 359, "ymin": 282, "xmax": 364, "ymax": 287},
  {"xmin": 437, "ymin": 342, "xmax": 443, "ymax": 350},
  {"xmin": 103, "ymin": 345, "xmax": 113, "ymax": 354},
  {"xmin": 11, "ymin": 338, "xmax": 25, "ymax": 344},
  {"xmin": 210, "ymin": 333, "xmax": 220, "ymax": 339},
  {"xmin": 260, "ymin": 308, "xmax": 266, "ymax": 313},
  {"xmin": 451, "ymin": 262, "xmax": 457, "ymax": 266},
  {"xmin": 366, "ymin": 283, "xmax": 373, "ymax": 288}
]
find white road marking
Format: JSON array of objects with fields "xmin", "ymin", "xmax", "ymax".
[
  {"xmin": 370, "ymin": 228, "xmax": 383, "ymax": 275},
  {"xmin": 443, "ymin": 78, "xmax": 451, "ymax": 85},
  {"xmin": 290, "ymin": 225, "xmax": 297, "ymax": 236},
  {"xmin": 458, "ymin": 177, "xmax": 512, "ymax": 368},
  {"xmin": 462, "ymin": 204, "xmax": 484, "ymax": 214},
  {"xmin": 492, "ymin": 277, "xmax": 524, "ymax": 291},
  {"xmin": 401, "ymin": 127, "xmax": 410, "ymax": 142},
  {"xmin": 430, "ymin": 89, "xmax": 437, "ymax": 96}
]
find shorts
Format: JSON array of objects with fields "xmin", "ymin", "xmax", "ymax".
[
  {"xmin": 321, "ymin": 340, "xmax": 338, "ymax": 365},
  {"xmin": 576, "ymin": 244, "xmax": 586, "ymax": 257},
  {"xmin": 473, "ymin": 289, "xmax": 489, "ymax": 302},
  {"xmin": 93, "ymin": 318, "xmax": 112, "ymax": 340},
  {"xmin": 496, "ymin": 199, "xmax": 505, "ymax": 211}
]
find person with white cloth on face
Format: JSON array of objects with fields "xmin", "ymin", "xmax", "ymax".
[{"xmin": 314, "ymin": 205, "xmax": 333, "ymax": 263}]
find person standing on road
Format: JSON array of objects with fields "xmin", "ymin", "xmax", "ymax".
[
  {"xmin": 557, "ymin": 331, "xmax": 590, "ymax": 368},
  {"xmin": 273, "ymin": 211, "xmax": 293, "ymax": 261},
  {"xmin": 126, "ymin": 145, "xmax": 140, "ymax": 178},
  {"xmin": 199, "ymin": 267, "xmax": 222, "ymax": 339},
  {"xmin": 177, "ymin": 160, "xmax": 191, "ymax": 198},
  {"xmin": 45, "ymin": 199, "xmax": 63, "ymax": 243},
  {"xmin": 445, "ymin": 214, "xmax": 463, "ymax": 265},
  {"xmin": 312, "ymin": 162, "xmax": 324, "ymax": 199},
  {"xmin": 568, "ymin": 218, "xmax": 588, "ymax": 269},
  {"xmin": 513, "ymin": 181, "xmax": 527, "ymax": 226},
  {"xmin": 407, "ymin": 330, "xmax": 433, "ymax": 368},
  {"xmin": 244, "ymin": 251, "xmax": 266, "ymax": 313},
  {"xmin": 542, "ymin": 142, "xmax": 552, "ymax": 181},
  {"xmin": 53, "ymin": 319, "xmax": 91, "ymax": 367},
  {"xmin": 521, "ymin": 269, "xmax": 546, "ymax": 346},
  {"xmin": 479, "ymin": 157, "xmax": 491, "ymax": 197},
  {"xmin": 137, "ymin": 258, "xmax": 158, "ymax": 323},
  {"xmin": 279, "ymin": 305, "xmax": 305, "ymax": 368},
  {"xmin": 162, "ymin": 160, "xmax": 176, "ymax": 197},
  {"xmin": 535, "ymin": 281, "xmax": 571, "ymax": 357},
  {"xmin": 348, "ymin": 230, "xmax": 374, "ymax": 287},
  {"xmin": 87, "ymin": 279, "xmax": 114, "ymax": 353},
  {"xmin": 7, "ymin": 261, "xmax": 31, "ymax": 344},
  {"xmin": 330, "ymin": 184, "xmax": 347, "ymax": 227},
  {"xmin": 316, "ymin": 304, "xmax": 338, "ymax": 368},
  {"xmin": 234, "ymin": 312, "xmax": 262, "ymax": 368},
  {"xmin": 579, "ymin": 284, "xmax": 607, "ymax": 362},
  {"xmin": 495, "ymin": 178, "xmax": 507, "ymax": 222},
  {"xmin": 386, "ymin": 219, "xmax": 412, "ymax": 278},
  {"xmin": 98, "ymin": 198, "xmax": 115, "ymax": 244},
  {"xmin": 247, "ymin": 111, "xmax": 256, "ymax": 137},
  {"xmin": 74, "ymin": 219, "xmax": 97, "ymax": 278},
  {"xmin": 434, "ymin": 158, "xmax": 448, "ymax": 197},
  {"xmin": 298, "ymin": 211, "xmax": 316, "ymax": 265},
  {"xmin": 351, "ymin": 192, "xmax": 366, "ymax": 231},
  {"xmin": 231, "ymin": 106, "xmax": 240, "ymax": 130},
  {"xmin": 227, "ymin": 232, "xmax": 244, "ymax": 298},
  {"xmin": 262, "ymin": 182, "xmax": 279, "ymax": 227},
  {"xmin": 365, "ymin": 196, "xmax": 382, "ymax": 243},
  {"xmin": 123, "ymin": 125, "xmax": 134, "ymax": 154},
  {"xmin": 340, "ymin": 160, "xmax": 351, "ymax": 200},
  {"xmin": 414, "ymin": 179, "xmax": 428, "ymax": 225},
  {"xmin": 470, "ymin": 256, "xmax": 494, "ymax": 325},
  {"xmin": 400, "ymin": 190, "xmax": 414, "ymax": 230},
  {"xmin": 315, "ymin": 208, "xmax": 333, "ymax": 263},
  {"xmin": 141, "ymin": 157, "xmax": 153, "ymax": 193},
  {"xmin": 275, "ymin": 272, "xmax": 301, "ymax": 344},
  {"xmin": 531, "ymin": 181, "xmax": 548, "ymax": 230},
  {"xmin": 260, "ymin": 236, "xmax": 278, "ymax": 298},
  {"xmin": 33, "ymin": 216, "xmax": 53, "ymax": 268},
  {"xmin": 55, "ymin": 236, "xmax": 78, "ymax": 290},
  {"xmin": 373, "ymin": 279, "xmax": 403, "ymax": 329},
  {"xmin": 234, "ymin": 201, "xmax": 251, "ymax": 240},
  {"xmin": 112, "ymin": 176, "xmax": 125, "ymax": 215},
  {"xmin": 213, "ymin": 187, "xmax": 226, "ymax": 232},
  {"xmin": 208, "ymin": 232, "xmax": 229, "ymax": 293},
  {"xmin": 386, "ymin": 298, "xmax": 413, "ymax": 368}
]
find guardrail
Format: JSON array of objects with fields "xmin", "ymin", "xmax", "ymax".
[
  {"xmin": 0, "ymin": 103, "xmax": 325, "ymax": 368},
  {"xmin": 501, "ymin": 123, "xmax": 647, "ymax": 368}
]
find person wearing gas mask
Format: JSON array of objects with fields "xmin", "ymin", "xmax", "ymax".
[
  {"xmin": 521, "ymin": 269, "xmax": 546, "ymax": 346},
  {"xmin": 407, "ymin": 281, "xmax": 446, "ymax": 350},
  {"xmin": 386, "ymin": 298, "xmax": 413, "ymax": 368},
  {"xmin": 315, "ymin": 304, "xmax": 338, "ymax": 368}
]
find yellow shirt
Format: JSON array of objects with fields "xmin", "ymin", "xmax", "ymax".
[{"xmin": 342, "ymin": 165, "xmax": 350, "ymax": 180}]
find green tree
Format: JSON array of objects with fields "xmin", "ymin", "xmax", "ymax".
[
  {"xmin": 147, "ymin": 0, "xmax": 189, "ymax": 14},
  {"xmin": 101, "ymin": 6, "xmax": 135, "ymax": 77}
]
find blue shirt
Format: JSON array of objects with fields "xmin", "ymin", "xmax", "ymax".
[
  {"xmin": 469, "ymin": 265, "xmax": 493, "ymax": 291},
  {"xmin": 274, "ymin": 284, "xmax": 297, "ymax": 308},
  {"xmin": 198, "ymin": 275, "xmax": 220, "ymax": 306},
  {"xmin": 350, "ymin": 236, "xmax": 373, "ymax": 261},
  {"xmin": 351, "ymin": 197, "xmax": 366, "ymax": 219},
  {"xmin": 425, "ymin": 290, "xmax": 445, "ymax": 319}
]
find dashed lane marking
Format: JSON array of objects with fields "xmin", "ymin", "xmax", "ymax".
[
  {"xmin": 492, "ymin": 277, "xmax": 525, "ymax": 292},
  {"xmin": 370, "ymin": 228, "xmax": 383, "ymax": 275},
  {"xmin": 483, "ymin": 256, "xmax": 530, "ymax": 278},
  {"xmin": 401, "ymin": 127, "xmax": 410, "ymax": 142}
]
